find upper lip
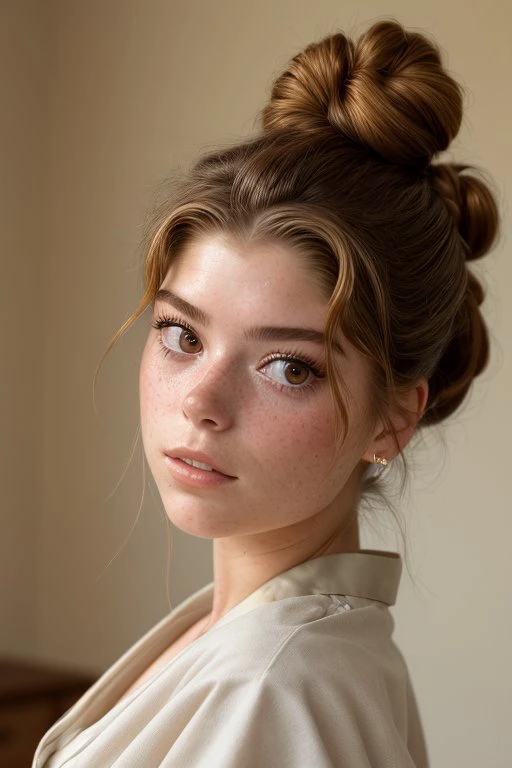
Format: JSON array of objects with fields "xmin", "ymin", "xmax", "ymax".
[{"xmin": 165, "ymin": 448, "xmax": 236, "ymax": 477}]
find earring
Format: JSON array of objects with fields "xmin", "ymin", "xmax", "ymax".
[{"xmin": 372, "ymin": 454, "xmax": 389, "ymax": 466}]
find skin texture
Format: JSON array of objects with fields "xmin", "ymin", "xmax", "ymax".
[{"xmin": 139, "ymin": 233, "xmax": 428, "ymax": 628}]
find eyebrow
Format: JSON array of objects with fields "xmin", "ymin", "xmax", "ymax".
[{"xmin": 154, "ymin": 289, "xmax": 345, "ymax": 356}]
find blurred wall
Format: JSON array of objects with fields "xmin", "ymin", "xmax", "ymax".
[
  {"xmin": 2, "ymin": 2, "xmax": 510, "ymax": 766},
  {"xmin": 0, "ymin": 0, "xmax": 46, "ymax": 656}
]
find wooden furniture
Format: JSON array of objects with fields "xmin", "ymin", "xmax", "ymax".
[{"xmin": 0, "ymin": 656, "xmax": 96, "ymax": 768}]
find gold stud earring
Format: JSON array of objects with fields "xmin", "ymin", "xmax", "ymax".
[{"xmin": 372, "ymin": 454, "xmax": 389, "ymax": 466}]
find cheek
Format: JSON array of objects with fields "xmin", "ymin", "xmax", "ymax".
[
  {"xmin": 139, "ymin": 343, "xmax": 168, "ymax": 436},
  {"xmin": 251, "ymin": 393, "xmax": 370, "ymax": 498},
  {"xmin": 250, "ymin": 396, "xmax": 338, "ymax": 471}
]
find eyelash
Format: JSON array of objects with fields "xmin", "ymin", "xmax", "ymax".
[
  {"xmin": 150, "ymin": 311, "xmax": 326, "ymax": 397},
  {"xmin": 151, "ymin": 313, "xmax": 197, "ymax": 358}
]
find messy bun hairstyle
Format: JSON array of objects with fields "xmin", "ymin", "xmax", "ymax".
[
  {"xmin": 255, "ymin": 20, "xmax": 499, "ymax": 432},
  {"xmin": 105, "ymin": 18, "xmax": 500, "ymax": 469}
]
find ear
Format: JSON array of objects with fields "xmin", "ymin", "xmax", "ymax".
[{"xmin": 362, "ymin": 377, "xmax": 429, "ymax": 463}]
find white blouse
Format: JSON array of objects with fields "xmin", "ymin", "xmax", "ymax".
[{"xmin": 33, "ymin": 549, "xmax": 429, "ymax": 767}]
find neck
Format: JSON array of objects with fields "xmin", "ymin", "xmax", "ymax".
[{"xmin": 204, "ymin": 477, "xmax": 362, "ymax": 630}]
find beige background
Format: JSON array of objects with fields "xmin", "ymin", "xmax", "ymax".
[{"xmin": 1, "ymin": 1, "xmax": 510, "ymax": 766}]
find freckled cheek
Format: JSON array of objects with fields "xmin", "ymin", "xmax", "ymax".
[
  {"xmin": 139, "ymin": 358, "xmax": 173, "ymax": 434},
  {"xmin": 251, "ymin": 405, "xmax": 337, "ymax": 475}
]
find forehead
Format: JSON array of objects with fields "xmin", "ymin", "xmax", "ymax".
[{"xmin": 162, "ymin": 234, "xmax": 330, "ymax": 322}]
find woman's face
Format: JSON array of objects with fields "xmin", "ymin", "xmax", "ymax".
[{"xmin": 139, "ymin": 233, "xmax": 377, "ymax": 540}]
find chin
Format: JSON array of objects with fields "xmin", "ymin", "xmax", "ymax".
[{"xmin": 159, "ymin": 496, "xmax": 243, "ymax": 539}]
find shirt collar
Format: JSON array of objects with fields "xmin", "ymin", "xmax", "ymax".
[{"xmin": 213, "ymin": 549, "xmax": 402, "ymax": 628}]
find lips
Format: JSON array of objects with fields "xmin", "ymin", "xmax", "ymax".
[{"xmin": 164, "ymin": 448, "xmax": 235, "ymax": 477}]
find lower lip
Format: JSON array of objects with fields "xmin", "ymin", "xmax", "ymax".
[{"xmin": 164, "ymin": 456, "xmax": 237, "ymax": 488}]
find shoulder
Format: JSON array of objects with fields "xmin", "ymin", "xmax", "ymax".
[
  {"xmin": 180, "ymin": 596, "xmax": 426, "ymax": 767},
  {"xmin": 206, "ymin": 592, "xmax": 403, "ymax": 687},
  {"xmin": 211, "ymin": 592, "xmax": 415, "ymax": 734},
  {"xmin": 257, "ymin": 595, "xmax": 408, "ymax": 701}
]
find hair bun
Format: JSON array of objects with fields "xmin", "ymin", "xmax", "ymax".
[
  {"xmin": 423, "ymin": 279, "xmax": 490, "ymax": 425},
  {"xmin": 261, "ymin": 19, "xmax": 464, "ymax": 168},
  {"xmin": 429, "ymin": 163, "xmax": 500, "ymax": 261}
]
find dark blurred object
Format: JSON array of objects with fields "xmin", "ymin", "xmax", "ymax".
[{"xmin": 0, "ymin": 656, "xmax": 96, "ymax": 768}]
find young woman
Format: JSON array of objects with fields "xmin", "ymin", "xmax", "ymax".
[{"xmin": 33, "ymin": 18, "xmax": 499, "ymax": 768}]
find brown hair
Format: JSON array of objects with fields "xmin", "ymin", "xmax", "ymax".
[{"xmin": 100, "ymin": 18, "xmax": 499, "ymax": 486}]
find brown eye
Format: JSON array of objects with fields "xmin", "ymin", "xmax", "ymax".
[
  {"xmin": 283, "ymin": 361, "xmax": 309, "ymax": 385},
  {"xmin": 161, "ymin": 325, "xmax": 202, "ymax": 354},
  {"xmin": 179, "ymin": 329, "xmax": 201, "ymax": 353},
  {"xmin": 261, "ymin": 358, "xmax": 313, "ymax": 388}
]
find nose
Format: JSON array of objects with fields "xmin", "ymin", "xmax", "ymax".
[{"xmin": 181, "ymin": 358, "xmax": 237, "ymax": 431}]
